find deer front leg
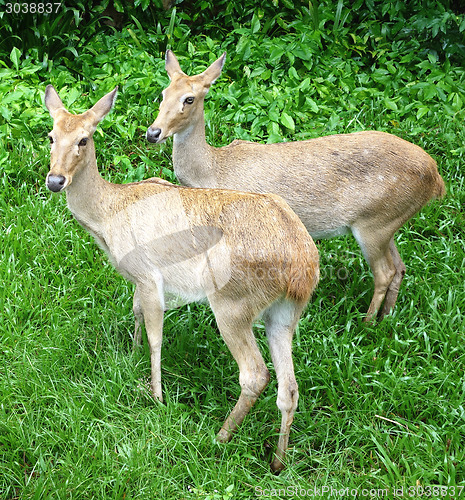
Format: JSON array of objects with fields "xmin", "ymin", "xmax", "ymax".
[
  {"xmin": 137, "ymin": 282, "xmax": 164, "ymax": 401},
  {"xmin": 133, "ymin": 286, "xmax": 144, "ymax": 348}
]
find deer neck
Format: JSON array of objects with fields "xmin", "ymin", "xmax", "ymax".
[
  {"xmin": 65, "ymin": 148, "xmax": 112, "ymax": 231},
  {"xmin": 172, "ymin": 112, "xmax": 216, "ymax": 188}
]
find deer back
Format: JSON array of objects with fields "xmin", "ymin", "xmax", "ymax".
[{"xmin": 147, "ymin": 53, "xmax": 445, "ymax": 240}]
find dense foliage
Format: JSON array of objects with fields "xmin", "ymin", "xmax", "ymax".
[{"xmin": 1, "ymin": 1, "xmax": 464, "ymax": 498}]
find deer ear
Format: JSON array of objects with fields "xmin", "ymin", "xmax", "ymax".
[
  {"xmin": 87, "ymin": 87, "xmax": 118, "ymax": 128},
  {"xmin": 165, "ymin": 50, "xmax": 185, "ymax": 79},
  {"xmin": 45, "ymin": 85, "xmax": 66, "ymax": 118},
  {"xmin": 199, "ymin": 52, "xmax": 226, "ymax": 87}
]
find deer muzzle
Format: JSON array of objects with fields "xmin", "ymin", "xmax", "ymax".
[
  {"xmin": 146, "ymin": 126, "xmax": 162, "ymax": 143},
  {"xmin": 46, "ymin": 173, "xmax": 67, "ymax": 192}
]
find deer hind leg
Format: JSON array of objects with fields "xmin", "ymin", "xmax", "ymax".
[
  {"xmin": 352, "ymin": 227, "xmax": 397, "ymax": 323},
  {"xmin": 379, "ymin": 238, "xmax": 406, "ymax": 319},
  {"xmin": 209, "ymin": 296, "xmax": 270, "ymax": 443},
  {"xmin": 133, "ymin": 286, "xmax": 144, "ymax": 348},
  {"xmin": 264, "ymin": 299, "xmax": 303, "ymax": 473}
]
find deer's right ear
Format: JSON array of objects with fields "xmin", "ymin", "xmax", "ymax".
[
  {"xmin": 165, "ymin": 50, "xmax": 185, "ymax": 79},
  {"xmin": 45, "ymin": 85, "xmax": 66, "ymax": 118},
  {"xmin": 83, "ymin": 87, "xmax": 118, "ymax": 132}
]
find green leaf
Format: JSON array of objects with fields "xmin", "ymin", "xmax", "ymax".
[
  {"xmin": 268, "ymin": 108, "xmax": 279, "ymax": 123},
  {"xmin": 288, "ymin": 66, "xmax": 299, "ymax": 80},
  {"xmin": 113, "ymin": 0, "xmax": 124, "ymax": 13},
  {"xmin": 416, "ymin": 106, "xmax": 429, "ymax": 120},
  {"xmin": 127, "ymin": 28, "xmax": 141, "ymax": 49},
  {"xmin": 236, "ymin": 35, "xmax": 252, "ymax": 60},
  {"xmin": 460, "ymin": 17, "xmax": 465, "ymax": 32},
  {"xmin": 327, "ymin": 113, "xmax": 340, "ymax": 130},
  {"xmin": 306, "ymin": 97, "xmax": 319, "ymax": 113},
  {"xmin": 66, "ymin": 87, "xmax": 81, "ymax": 106},
  {"xmin": 250, "ymin": 14, "xmax": 260, "ymax": 34},
  {"xmin": 166, "ymin": 6, "xmax": 177, "ymax": 45},
  {"xmin": 280, "ymin": 111, "xmax": 295, "ymax": 132},
  {"xmin": 427, "ymin": 53, "xmax": 438, "ymax": 65},
  {"xmin": 0, "ymin": 106, "xmax": 12, "ymax": 121},
  {"xmin": 423, "ymin": 84, "xmax": 437, "ymax": 100},
  {"xmin": 387, "ymin": 63, "xmax": 396, "ymax": 75},
  {"xmin": 65, "ymin": 47, "xmax": 79, "ymax": 59},
  {"xmin": 308, "ymin": 0, "xmax": 319, "ymax": 30},
  {"xmin": 384, "ymin": 98, "xmax": 398, "ymax": 111},
  {"xmin": 269, "ymin": 46, "xmax": 285, "ymax": 63},
  {"xmin": 334, "ymin": 0, "xmax": 344, "ymax": 32},
  {"xmin": 452, "ymin": 93, "xmax": 463, "ymax": 111},
  {"xmin": 299, "ymin": 77, "xmax": 311, "ymax": 92},
  {"xmin": 10, "ymin": 47, "xmax": 21, "ymax": 71}
]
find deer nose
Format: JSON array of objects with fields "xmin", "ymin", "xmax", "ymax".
[
  {"xmin": 146, "ymin": 126, "xmax": 162, "ymax": 143},
  {"xmin": 47, "ymin": 174, "xmax": 67, "ymax": 192}
]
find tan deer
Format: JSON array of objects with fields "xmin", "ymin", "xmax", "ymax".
[
  {"xmin": 147, "ymin": 50, "xmax": 446, "ymax": 322},
  {"xmin": 44, "ymin": 84, "xmax": 319, "ymax": 472}
]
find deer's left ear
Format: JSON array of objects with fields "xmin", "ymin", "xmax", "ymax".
[
  {"xmin": 87, "ymin": 87, "xmax": 118, "ymax": 128},
  {"xmin": 44, "ymin": 85, "xmax": 67, "ymax": 118},
  {"xmin": 199, "ymin": 52, "xmax": 226, "ymax": 87}
]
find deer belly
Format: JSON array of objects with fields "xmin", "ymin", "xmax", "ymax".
[
  {"xmin": 107, "ymin": 227, "xmax": 232, "ymax": 309},
  {"xmin": 160, "ymin": 241, "xmax": 232, "ymax": 309}
]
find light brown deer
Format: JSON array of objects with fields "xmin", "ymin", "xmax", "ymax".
[
  {"xmin": 44, "ymin": 84, "xmax": 319, "ymax": 472},
  {"xmin": 147, "ymin": 50, "xmax": 446, "ymax": 322}
]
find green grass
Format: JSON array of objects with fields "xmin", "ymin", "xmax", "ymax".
[
  {"xmin": 2, "ymin": 126, "xmax": 464, "ymax": 499},
  {"xmin": 1, "ymin": 4, "xmax": 465, "ymax": 498}
]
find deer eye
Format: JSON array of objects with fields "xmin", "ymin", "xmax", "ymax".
[
  {"xmin": 78, "ymin": 138, "xmax": 88, "ymax": 147},
  {"xmin": 48, "ymin": 135, "xmax": 54, "ymax": 145},
  {"xmin": 184, "ymin": 96, "xmax": 195, "ymax": 105}
]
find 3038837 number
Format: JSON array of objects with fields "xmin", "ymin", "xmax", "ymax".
[
  {"xmin": 408, "ymin": 485, "xmax": 465, "ymax": 497},
  {"xmin": 5, "ymin": 3, "xmax": 62, "ymax": 14}
]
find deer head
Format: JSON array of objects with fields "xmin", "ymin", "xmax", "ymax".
[
  {"xmin": 146, "ymin": 50, "xmax": 226, "ymax": 144},
  {"xmin": 45, "ymin": 85, "xmax": 118, "ymax": 192}
]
